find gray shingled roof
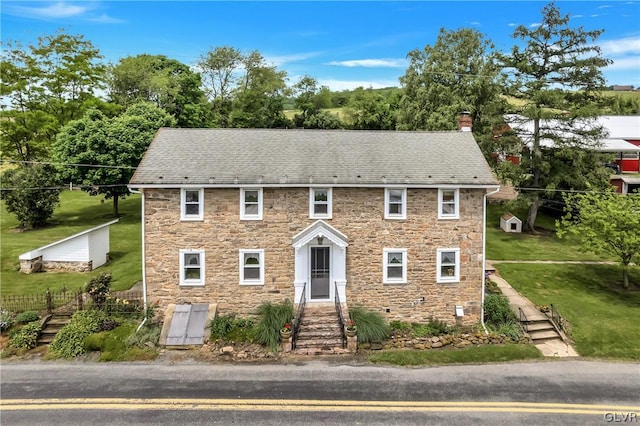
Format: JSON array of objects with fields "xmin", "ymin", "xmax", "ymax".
[{"xmin": 130, "ymin": 128, "xmax": 498, "ymax": 186}]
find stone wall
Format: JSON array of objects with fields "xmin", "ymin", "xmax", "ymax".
[
  {"xmin": 144, "ymin": 187, "xmax": 486, "ymax": 325},
  {"xmin": 20, "ymin": 257, "xmax": 92, "ymax": 273}
]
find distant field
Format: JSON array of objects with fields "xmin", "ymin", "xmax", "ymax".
[{"xmin": 283, "ymin": 108, "xmax": 348, "ymax": 122}]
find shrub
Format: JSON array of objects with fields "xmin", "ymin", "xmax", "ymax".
[
  {"xmin": 254, "ymin": 300, "xmax": 293, "ymax": 352},
  {"xmin": 49, "ymin": 310, "xmax": 106, "ymax": 358},
  {"xmin": 125, "ymin": 323, "xmax": 161, "ymax": 349},
  {"xmin": 99, "ymin": 319, "xmax": 120, "ymax": 332},
  {"xmin": 210, "ymin": 314, "xmax": 234, "ymax": 340},
  {"xmin": 86, "ymin": 273, "xmax": 112, "ymax": 307},
  {"xmin": 411, "ymin": 319, "xmax": 456, "ymax": 337},
  {"xmin": 484, "ymin": 293, "xmax": 517, "ymax": 327},
  {"xmin": 0, "ymin": 310, "xmax": 13, "ymax": 331},
  {"xmin": 497, "ymin": 320, "xmax": 522, "ymax": 342},
  {"xmin": 15, "ymin": 311, "xmax": 40, "ymax": 324},
  {"xmin": 0, "ymin": 164, "xmax": 61, "ymax": 228},
  {"xmin": 104, "ymin": 297, "xmax": 142, "ymax": 317},
  {"xmin": 9, "ymin": 322, "xmax": 41, "ymax": 350},
  {"xmin": 349, "ymin": 307, "xmax": 391, "ymax": 344},
  {"xmin": 390, "ymin": 320, "xmax": 410, "ymax": 331}
]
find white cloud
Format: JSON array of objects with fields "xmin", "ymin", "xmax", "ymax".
[
  {"xmin": 317, "ymin": 79, "xmax": 400, "ymax": 91},
  {"xmin": 326, "ymin": 58, "xmax": 407, "ymax": 68},
  {"xmin": 591, "ymin": 14, "xmax": 600, "ymax": 18},
  {"xmin": 529, "ymin": 23, "xmax": 541, "ymax": 28},
  {"xmin": 469, "ymin": 21, "xmax": 481, "ymax": 26},
  {"xmin": 572, "ymin": 14, "xmax": 584, "ymax": 18},
  {"xmin": 600, "ymin": 36, "xmax": 640, "ymax": 55},
  {"xmin": 4, "ymin": 1, "xmax": 121, "ymax": 23},
  {"xmin": 597, "ymin": 5, "xmax": 612, "ymax": 9},
  {"xmin": 265, "ymin": 52, "xmax": 322, "ymax": 67},
  {"xmin": 508, "ymin": 23, "xmax": 517, "ymax": 27},
  {"xmin": 605, "ymin": 56, "xmax": 640, "ymax": 71}
]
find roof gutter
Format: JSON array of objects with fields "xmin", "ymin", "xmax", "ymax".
[{"xmin": 481, "ymin": 185, "xmax": 502, "ymax": 335}]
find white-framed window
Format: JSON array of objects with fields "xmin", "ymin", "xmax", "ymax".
[
  {"xmin": 309, "ymin": 188, "xmax": 332, "ymax": 219},
  {"xmin": 384, "ymin": 188, "xmax": 406, "ymax": 219},
  {"xmin": 179, "ymin": 249, "xmax": 205, "ymax": 286},
  {"xmin": 240, "ymin": 188, "xmax": 263, "ymax": 220},
  {"xmin": 383, "ymin": 248, "xmax": 407, "ymax": 284},
  {"xmin": 181, "ymin": 188, "xmax": 204, "ymax": 221},
  {"xmin": 239, "ymin": 249, "xmax": 265, "ymax": 285},
  {"xmin": 437, "ymin": 248, "xmax": 460, "ymax": 283},
  {"xmin": 438, "ymin": 188, "xmax": 459, "ymax": 219}
]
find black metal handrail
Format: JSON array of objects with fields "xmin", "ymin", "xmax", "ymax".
[
  {"xmin": 550, "ymin": 303, "xmax": 565, "ymax": 332},
  {"xmin": 292, "ymin": 282, "xmax": 307, "ymax": 350},
  {"xmin": 518, "ymin": 307, "xmax": 529, "ymax": 333},
  {"xmin": 334, "ymin": 281, "xmax": 346, "ymax": 348}
]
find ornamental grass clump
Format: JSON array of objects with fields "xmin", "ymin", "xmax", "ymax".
[
  {"xmin": 349, "ymin": 307, "xmax": 391, "ymax": 344},
  {"xmin": 254, "ymin": 300, "xmax": 293, "ymax": 352}
]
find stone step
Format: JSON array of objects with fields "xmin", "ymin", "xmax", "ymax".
[
  {"xmin": 529, "ymin": 329, "xmax": 561, "ymax": 342},
  {"xmin": 300, "ymin": 320, "xmax": 341, "ymax": 328},
  {"xmin": 293, "ymin": 347, "xmax": 351, "ymax": 356},
  {"xmin": 295, "ymin": 338, "xmax": 343, "ymax": 349},
  {"xmin": 298, "ymin": 330, "xmax": 343, "ymax": 339},
  {"xmin": 526, "ymin": 321, "xmax": 555, "ymax": 332}
]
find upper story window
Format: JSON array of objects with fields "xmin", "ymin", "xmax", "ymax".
[
  {"xmin": 179, "ymin": 249, "xmax": 205, "ymax": 286},
  {"xmin": 310, "ymin": 188, "xmax": 332, "ymax": 219},
  {"xmin": 438, "ymin": 188, "xmax": 459, "ymax": 219},
  {"xmin": 181, "ymin": 188, "xmax": 204, "ymax": 221},
  {"xmin": 383, "ymin": 248, "xmax": 407, "ymax": 284},
  {"xmin": 240, "ymin": 188, "xmax": 263, "ymax": 220},
  {"xmin": 436, "ymin": 248, "xmax": 460, "ymax": 283},
  {"xmin": 239, "ymin": 249, "xmax": 264, "ymax": 285},
  {"xmin": 385, "ymin": 188, "xmax": 406, "ymax": 220}
]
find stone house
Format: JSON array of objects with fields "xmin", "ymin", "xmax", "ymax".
[{"xmin": 129, "ymin": 128, "xmax": 499, "ymax": 326}]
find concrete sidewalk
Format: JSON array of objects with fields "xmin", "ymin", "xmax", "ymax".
[{"xmin": 488, "ymin": 273, "xmax": 579, "ymax": 358}]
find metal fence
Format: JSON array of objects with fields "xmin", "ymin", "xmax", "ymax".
[{"xmin": 0, "ymin": 288, "xmax": 144, "ymax": 315}]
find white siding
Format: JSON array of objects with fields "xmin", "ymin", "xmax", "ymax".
[
  {"xmin": 88, "ymin": 226, "xmax": 110, "ymax": 268},
  {"xmin": 42, "ymin": 235, "xmax": 90, "ymax": 262}
]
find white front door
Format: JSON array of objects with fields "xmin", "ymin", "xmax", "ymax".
[{"xmin": 309, "ymin": 246, "xmax": 330, "ymax": 300}]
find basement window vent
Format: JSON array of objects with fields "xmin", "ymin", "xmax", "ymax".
[{"xmin": 166, "ymin": 304, "xmax": 209, "ymax": 346}]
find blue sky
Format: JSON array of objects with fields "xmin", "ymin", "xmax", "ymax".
[{"xmin": 2, "ymin": 1, "xmax": 639, "ymax": 91}]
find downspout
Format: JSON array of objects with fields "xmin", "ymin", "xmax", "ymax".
[
  {"xmin": 481, "ymin": 186, "xmax": 501, "ymax": 335},
  {"xmin": 129, "ymin": 187, "xmax": 147, "ymax": 332}
]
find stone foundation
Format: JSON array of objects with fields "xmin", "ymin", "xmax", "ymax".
[{"xmin": 20, "ymin": 257, "xmax": 92, "ymax": 273}]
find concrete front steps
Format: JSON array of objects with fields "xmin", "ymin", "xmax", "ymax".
[
  {"xmin": 37, "ymin": 313, "xmax": 72, "ymax": 345},
  {"xmin": 525, "ymin": 319, "xmax": 562, "ymax": 343},
  {"xmin": 293, "ymin": 305, "xmax": 347, "ymax": 355}
]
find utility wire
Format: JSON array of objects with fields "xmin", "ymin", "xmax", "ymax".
[{"xmin": 1, "ymin": 159, "xmax": 137, "ymax": 170}]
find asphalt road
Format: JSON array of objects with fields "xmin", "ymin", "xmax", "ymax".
[{"xmin": 1, "ymin": 359, "xmax": 639, "ymax": 425}]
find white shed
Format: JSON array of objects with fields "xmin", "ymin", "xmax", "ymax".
[
  {"xmin": 500, "ymin": 212, "xmax": 522, "ymax": 233},
  {"xmin": 19, "ymin": 219, "xmax": 118, "ymax": 274}
]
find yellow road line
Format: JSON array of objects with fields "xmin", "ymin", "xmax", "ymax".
[{"xmin": 1, "ymin": 398, "xmax": 639, "ymax": 416}]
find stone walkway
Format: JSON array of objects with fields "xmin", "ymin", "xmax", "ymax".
[{"xmin": 487, "ymin": 271, "xmax": 579, "ymax": 358}]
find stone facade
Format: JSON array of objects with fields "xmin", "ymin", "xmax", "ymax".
[{"xmin": 144, "ymin": 187, "xmax": 486, "ymax": 325}]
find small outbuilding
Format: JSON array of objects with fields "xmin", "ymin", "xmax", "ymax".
[
  {"xmin": 500, "ymin": 212, "xmax": 522, "ymax": 233},
  {"xmin": 19, "ymin": 219, "xmax": 118, "ymax": 274}
]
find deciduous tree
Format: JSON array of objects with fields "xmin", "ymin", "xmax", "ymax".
[
  {"xmin": 53, "ymin": 104, "xmax": 175, "ymax": 216},
  {"xmin": 557, "ymin": 191, "xmax": 640, "ymax": 289}
]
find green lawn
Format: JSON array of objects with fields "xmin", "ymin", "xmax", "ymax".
[
  {"xmin": 1, "ymin": 191, "xmax": 141, "ymax": 295},
  {"xmin": 494, "ymin": 263, "xmax": 640, "ymax": 360},
  {"xmin": 369, "ymin": 344, "xmax": 542, "ymax": 366},
  {"xmin": 486, "ymin": 203, "xmax": 613, "ymax": 261}
]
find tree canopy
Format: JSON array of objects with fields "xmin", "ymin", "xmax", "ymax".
[
  {"xmin": 53, "ymin": 103, "xmax": 175, "ymax": 216},
  {"xmin": 108, "ymin": 54, "xmax": 208, "ymax": 127},
  {"xmin": 499, "ymin": 1, "xmax": 613, "ymax": 232},
  {"xmin": 557, "ymin": 191, "xmax": 640, "ymax": 289}
]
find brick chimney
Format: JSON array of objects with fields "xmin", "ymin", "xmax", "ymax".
[{"xmin": 458, "ymin": 111, "xmax": 472, "ymax": 132}]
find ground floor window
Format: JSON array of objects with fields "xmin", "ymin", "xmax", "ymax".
[
  {"xmin": 179, "ymin": 249, "xmax": 205, "ymax": 286},
  {"xmin": 437, "ymin": 248, "xmax": 459, "ymax": 283},
  {"xmin": 240, "ymin": 249, "xmax": 264, "ymax": 285},
  {"xmin": 383, "ymin": 248, "xmax": 407, "ymax": 284}
]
